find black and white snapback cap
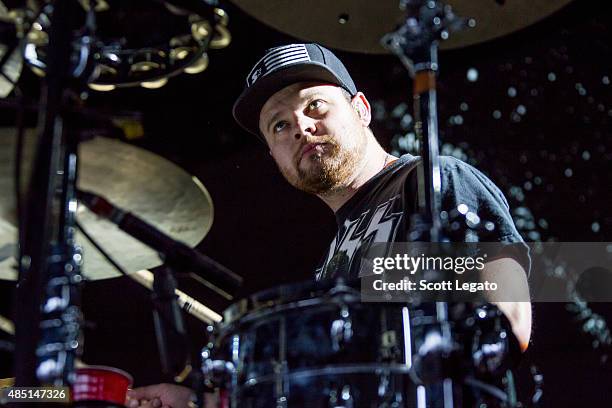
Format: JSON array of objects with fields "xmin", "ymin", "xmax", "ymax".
[{"xmin": 232, "ymin": 43, "xmax": 357, "ymax": 138}]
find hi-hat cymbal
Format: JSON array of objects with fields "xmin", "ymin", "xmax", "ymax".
[
  {"xmin": 0, "ymin": 128, "xmax": 213, "ymax": 280},
  {"xmin": 230, "ymin": 0, "xmax": 572, "ymax": 53}
]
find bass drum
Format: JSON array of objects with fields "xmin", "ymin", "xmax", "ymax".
[{"xmin": 203, "ymin": 279, "xmax": 516, "ymax": 408}]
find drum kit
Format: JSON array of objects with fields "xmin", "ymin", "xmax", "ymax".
[{"xmin": 0, "ymin": 0, "xmax": 568, "ymax": 406}]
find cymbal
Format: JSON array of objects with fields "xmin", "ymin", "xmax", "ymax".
[
  {"xmin": 230, "ymin": 0, "xmax": 573, "ymax": 53},
  {"xmin": 0, "ymin": 128, "xmax": 213, "ymax": 280}
]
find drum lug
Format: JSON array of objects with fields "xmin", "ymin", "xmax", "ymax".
[
  {"xmin": 331, "ymin": 305, "xmax": 353, "ymax": 352},
  {"xmin": 471, "ymin": 305, "xmax": 513, "ymax": 377},
  {"xmin": 201, "ymin": 348, "xmax": 235, "ymax": 388},
  {"xmin": 328, "ymin": 384, "xmax": 354, "ymax": 408}
]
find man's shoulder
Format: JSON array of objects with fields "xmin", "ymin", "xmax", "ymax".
[
  {"xmin": 395, "ymin": 155, "xmax": 484, "ymax": 185},
  {"xmin": 439, "ymin": 155, "xmax": 466, "ymax": 166},
  {"xmin": 436, "ymin": 156, "xmax": 501, "ymax": 192},
  {"xmin": 389, "ymin": 154, "xmax": 420, "ymax": 176},
  {"xmin": 385, "ymin": 154, "xmax": 481, "ymax": 194},
  {"xmin": 396, "ymin": 154, "xmax": 476, "ymax": 172},
  {"xmin": 438, "ymin": 155, "xmax": 479, "ymax": 173},
  {"xmin": 402, "ymin": 154, "xmax": 509, "ymax": 211}
]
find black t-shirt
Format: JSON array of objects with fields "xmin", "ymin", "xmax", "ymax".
[{"xmin": 315, "ymin": 154, "xmax": 529, "ymax": 280}]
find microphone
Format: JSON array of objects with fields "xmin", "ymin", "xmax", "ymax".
[{"xmin": 77, "ymin": 189, "xmax": 242, "ymax": 295}]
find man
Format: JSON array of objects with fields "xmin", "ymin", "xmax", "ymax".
[{"xmin": 127, "ymin": 43, "xmax": 531, "ymax": 408}]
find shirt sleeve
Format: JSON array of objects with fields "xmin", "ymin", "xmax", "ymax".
[{"xmin": 439, "ymin": 156, "xmax": 531, "ymax": 274}]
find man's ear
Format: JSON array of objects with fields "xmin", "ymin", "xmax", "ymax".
[{"xmin": 351, "ymin": 92, "xmax": 372, "ymax": 127}]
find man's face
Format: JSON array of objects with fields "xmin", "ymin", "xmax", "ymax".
[{"xmin": 259, "ymin": 83, "xmax": 370, "ymax": 194}]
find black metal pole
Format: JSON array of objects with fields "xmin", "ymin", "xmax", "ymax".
[
  {"xmin": 14, "ymin": 0, "xmax": 81, "ymax": 387},
  {"xmin": 151, "ymin": 266, "xmax": 191, "ymax": 376},
  {"xmin": 382, "ymin": 2, "xmax": 469, "ymax": 406},
  {"xmin": 412, "ymin": 43, "xmax": 442, "ymax": 243}
]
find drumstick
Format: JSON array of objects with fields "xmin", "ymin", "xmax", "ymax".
[{"xmin": 131, "ymin": 270, "xmax": 222, "ymax": 324}]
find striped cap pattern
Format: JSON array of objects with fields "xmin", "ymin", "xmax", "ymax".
[{"xmin": 246, "ymin": 44, "xmax": 311, "ymax": 87}]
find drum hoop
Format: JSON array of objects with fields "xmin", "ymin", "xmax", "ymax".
[
  {"xmin": 241, "ymin": 363, "xmax": 413, "ymax": 388},
  {"xmin": 217, "ymin": 292, "xmax": 362, "ymax": 335},
  {"xmin": 235, "ymin": 365, "xmax": 510, "ymax": 403},
  {"xmin": 217, "ymin": 294, "xmax": 439, "ymax": 341},
  {"xmin": 219, "ymin": 280, "xmax": 361, "ymax": 329}
]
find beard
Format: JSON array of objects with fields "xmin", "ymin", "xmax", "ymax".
[{"xmin": 279, "ymin": 129, "xmax": 367, "ymax": 195}]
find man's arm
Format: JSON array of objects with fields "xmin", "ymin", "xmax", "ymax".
[
  {"xmin": 480, "ymin": 257, "xmax": 532, "ymax": 351},
  {"xmin": 431, "ymin": 157, "xmax": 532, "ymax": 349}
]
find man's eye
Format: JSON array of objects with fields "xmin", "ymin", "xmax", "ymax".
[
  {"xmin": 273, "ymin": 121, "xmax": 287, "ymax": 133},
  {"xmin": 309, "ymin": 99, "xmax": 324, "ymax": 110}
]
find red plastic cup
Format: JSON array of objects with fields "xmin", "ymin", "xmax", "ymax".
[{"xmin": 72, "ymin": 365, "xmax": 133, "ymax": 405}]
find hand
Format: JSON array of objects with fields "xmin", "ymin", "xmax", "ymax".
[{"xmin": 126, "ymin": 383, "xmax": 195, "ymax": 408}]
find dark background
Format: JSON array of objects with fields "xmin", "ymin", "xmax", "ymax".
[{"xmin": 1, "ymin": 0, "xmax": 611, "ymax": 405}]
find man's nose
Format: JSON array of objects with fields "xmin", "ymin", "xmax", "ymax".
[{"xmin": 293, "ymin": 114, "xmax": 317, "ymax": 140}]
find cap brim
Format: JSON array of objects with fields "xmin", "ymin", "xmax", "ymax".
[{"xmin": 232, "ymin": 62, "xmax": 351, "ymax": 138}]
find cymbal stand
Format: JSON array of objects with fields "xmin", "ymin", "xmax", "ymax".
[
  {"xmin": 14, "ymin": 1, "xmax": 95, "ymax": 387},
  {"xmin": 382, "ymin": 1, "xmax": 469, "ymax": 406},
  {"xmin": 383, "ymin": 0, "xmax": 469, "ymax": 243}
]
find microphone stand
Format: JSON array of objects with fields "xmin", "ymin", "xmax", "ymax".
[
  {"xmin": 151, "ymin": 263, "xmax": 206, "ymax": 408},
  {"xmin": 151, "ymin": 265, "xmax": 190, "ymax": 377}
]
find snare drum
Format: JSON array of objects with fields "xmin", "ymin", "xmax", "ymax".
[{"xmin": 202, "ymin": 279, "xmax": 514, "ymax": 407}]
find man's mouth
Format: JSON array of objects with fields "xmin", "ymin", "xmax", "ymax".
[{"xmin": 301, "ymin": 142, "xmax": 325, "ymax": 159}]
